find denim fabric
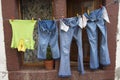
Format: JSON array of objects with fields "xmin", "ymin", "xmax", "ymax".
[
  {"xmin": 59, "ymin": 17, "xmax": 84, "ymax": 77},
  {"xmin": 37, "ymin": 20, "xmax": 60, "ymax": 60},
  {"xmin": 84, "ymin": 6, "xmax": 110, "ymax": 69}
]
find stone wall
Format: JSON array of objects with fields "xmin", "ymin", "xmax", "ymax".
[
  {"xmin": 0, "ymin": 0, "xmax": 8, "ymax": 80},
  {"xmin": 0, "ymin": 0, "xmax": 119, "ymax": 80},
  {"xmin": 115, "ymin": 3, "xmax": 120, "ymax": 80}
]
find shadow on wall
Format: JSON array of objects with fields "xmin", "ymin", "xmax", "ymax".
[{"xmin": 116, "ymin": 67, "xmax": 120, "ymax": 80}]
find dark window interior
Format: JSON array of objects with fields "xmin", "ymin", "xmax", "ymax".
[
  {"xmin": 67, "ymin": 0, "xmax": 105, "ymax": 69},
  {"xmin": 19, "ymin": 0, "xmax": 53, "ymax": 68}
]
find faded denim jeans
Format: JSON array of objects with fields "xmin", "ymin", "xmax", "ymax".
[
  {"xmin": 84, "ymin": 6, "xmax": 110, "ymax": 69},
  {"xmin": 37, "ymin": 20, "xmax": 60, "ymax": 60},
  {"xmin": 59, "ymin": 17, "xmax": 84, "ymax": 77}
]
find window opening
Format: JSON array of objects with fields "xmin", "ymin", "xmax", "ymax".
[
  {"xmin": 19, "ymin": 0, "xmax": 105, "ymax": 69},
  {"xmin": 67, "ymin": 0, "xmax": 105, "ymax": 69},
  {"xmin": 19, "ymin": 0, "xmax": 53, "ymax": 67}
]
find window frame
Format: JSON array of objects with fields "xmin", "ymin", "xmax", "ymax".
[{"xmin": 18, "ymin": 0, "xmax": 55, "ymax": 67}]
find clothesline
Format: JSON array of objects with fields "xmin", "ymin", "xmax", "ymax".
[
  {"xmin": 106, "ymin": 0, "xmax": 118, "ymax": 7},
  {"xmin": 1, "ymin": 0, "xmax": 118, "ymax": 21}
]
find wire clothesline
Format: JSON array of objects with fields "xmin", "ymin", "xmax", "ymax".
[
  {"xmin": 1, "ymin": 0, "xmax": 118, "ymax": 21},
  {"xmin": 106, "ymin": 0, "xmax": 118, "ymax": 7}
]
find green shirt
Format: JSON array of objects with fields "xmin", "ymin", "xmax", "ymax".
[{"xmin": 9, "ymin": 20, "xmax": 37, "ymax": 52}]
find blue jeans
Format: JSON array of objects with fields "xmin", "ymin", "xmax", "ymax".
[
  {"xmin": 37, "ymin": 20, "xmax": 60, "ymax": 60},
  {"xmin": 59, "ymin": 17, "xmax": 84, "ymax": 77},
  {"xmin": 84, "ymin": 7, "xmax": 110, "ymax": 69}
]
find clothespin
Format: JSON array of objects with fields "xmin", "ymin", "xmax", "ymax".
[
  {"xmin": 61, "ymin": 16, "xmax": 64, "ymax": 18},
  {"xmin": 76, "ymin": 13, "xmax": 79, "ymax": 17},
  {"xmin": 87, "ymin": 8, "xmax": 90, "ymax": 15},
  {"xmin": 11, "ymin": 16, "xmax": 14, "ymax": 22},
  {"xmin": 38, "ymin": 18, "xmax": 41, "ymax": 21},
  {"xmin": 52, "ymin": 17, "xmax": 55, "ymax": 20},
  {"xmin": 32, "ymin": 17, "xmax": 34, "ymax": 22}
]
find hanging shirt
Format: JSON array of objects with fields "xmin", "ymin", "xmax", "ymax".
[{"xmin": 9, "ymin": 20, "xmax": 37, "ymax": 52}]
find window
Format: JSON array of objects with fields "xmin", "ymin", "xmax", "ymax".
[
  {"xmin": 19, "ymin": 0, "xmax": 105, "ymax": 69},
  {"xmin": 19, "ymin": 0, "xmax": 53, "ymax": 67}
]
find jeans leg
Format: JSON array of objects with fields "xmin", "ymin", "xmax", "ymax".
[
  {"xmin": 59, "ymin": 28, "xmax": 74, "ymax": 77},
  {"xmin": 49, "ymin": 27, "xmax": 60, "ymax": 59},
  {"xmin": 37, "ymin": 30, "xmax": 50, "ymax": 60},
  {"xmin": 73, "ymin": 27, "xmax": 84, "ymax": 74},
  {"xmin": 98, "ymin": 25, "xmax": 110, "ymax": 66},
  {"xmin": 86, "ymin": 22, "xmax": 99, "ymax": 69}
]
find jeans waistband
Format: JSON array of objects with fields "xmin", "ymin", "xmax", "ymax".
[
  {"xmin": 62, "ymin": 17, "xmax": 79, "ymax": 27},
  {"xmin": 87, "ymin": 18, "xmax": 103, "ymax": 22},
  {"xmin": 84, "ymin": 7, "xmax": 103, "ymax": 22},
  {"xmin": 38, "ymin": 20, "xmax": 56, "ymax": 32}
]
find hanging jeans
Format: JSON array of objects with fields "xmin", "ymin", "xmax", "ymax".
[
  {"xmin": 84, "ymin": 7, "xmax": 110, "ymax": 69},
  {"xmin": 59, "ymin": 17, "xmax": 84, "ymax": 77},
  {"xmin": 37, "ymin": 20, "xmax": 60, "ymax": 60}
]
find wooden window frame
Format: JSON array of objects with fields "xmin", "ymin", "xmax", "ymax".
[{"xmin": 17, "ymin": 0, "xmax": 55, "ymax": 68}]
